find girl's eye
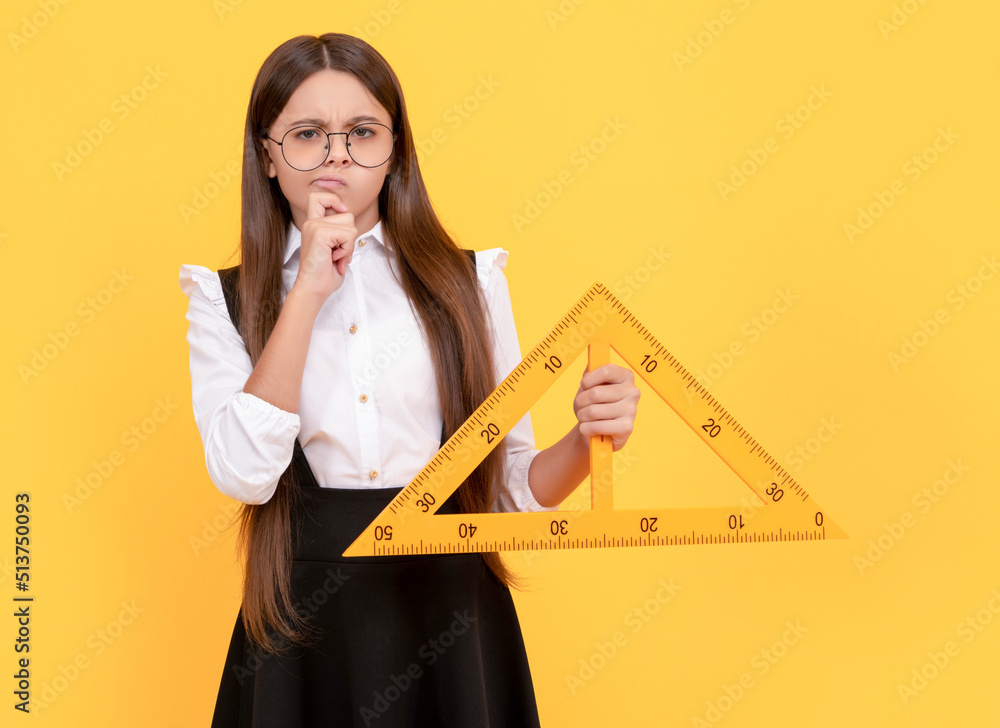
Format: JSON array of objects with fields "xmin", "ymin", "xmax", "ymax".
[
  {"xmin": 296, "ymin": 128, "xmax": 321, "ymax": 140},
  {"xmin": 351, "ymin": 126, "xmax": 376, "ymax": 139}
]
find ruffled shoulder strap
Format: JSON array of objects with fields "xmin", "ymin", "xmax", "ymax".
[
  {"xmin": 178, "ymin": 264, "xmax": 227, "ymax": 307},
  {"xmin": 470, "ymin": 248, "xmax": 509, "ymax": 292}
]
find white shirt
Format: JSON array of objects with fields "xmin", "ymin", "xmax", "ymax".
[{"xmin": 178, "ymin": 220, "xmax": 557, "ymax": 514}]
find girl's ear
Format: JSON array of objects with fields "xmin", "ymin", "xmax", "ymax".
[{"xmin": 260, "ymin": 140, "xmax": 277, "ymax": 178}]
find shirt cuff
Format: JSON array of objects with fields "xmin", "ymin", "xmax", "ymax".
[
  {"xmin": 492, "ymin": 449, "xmax": 560, "ymax": 513},
  {"xmin": 233, "ymin": 390, "xmax": 301, "ymax": 434},
  {"xmin": 206, "ymin": 391, "xmax": 301, "ymax": 504}
]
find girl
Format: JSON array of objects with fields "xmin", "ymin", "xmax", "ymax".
[{"xmin": 179, "ymin": 33, "xmax": 639, "ymax": 727}]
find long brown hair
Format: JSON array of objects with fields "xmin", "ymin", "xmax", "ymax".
[{"xmin": 229, "ymin": 33, "xmax": 527, "ymax": 654}]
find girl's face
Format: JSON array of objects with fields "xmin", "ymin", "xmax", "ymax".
[{"xmin": 261, "ymin": 69, "xmax": 393, "ymax": 235}]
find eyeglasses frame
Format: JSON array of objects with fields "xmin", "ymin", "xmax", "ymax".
[{"xmin": 260, "ymin": 122, "xmax": 396, "ymax": 170}]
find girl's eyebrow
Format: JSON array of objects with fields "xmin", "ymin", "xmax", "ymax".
[{"xmin": 286, "ymin": 114, "xmax": 385, "ymax": 128}]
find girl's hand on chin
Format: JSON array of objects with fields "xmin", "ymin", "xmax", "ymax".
[{"xmin": 294, "ymin": 191, "xmax": 357, "ymax": 302}]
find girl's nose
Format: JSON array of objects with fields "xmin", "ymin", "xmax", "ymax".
[{"xmin": 326, "ymin": 133, "xmax": 351, "ymax": 164}]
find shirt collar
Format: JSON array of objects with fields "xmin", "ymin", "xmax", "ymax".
[{"xmin": 283, "ymin": 218, "xmax": 386, "ymax": 266}]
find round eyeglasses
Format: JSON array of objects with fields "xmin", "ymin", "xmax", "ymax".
[{"xmin": 262, "ymin": 123, "xmax": 395, "ymax": 170}]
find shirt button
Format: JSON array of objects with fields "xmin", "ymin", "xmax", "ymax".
[
  {"xmin": 358, "ymin": 239, "xmax": 367, "ymax": 247},
  {"xmin": 369, "ymin": 470, "xmax": 378, "ymax": 480},
  {"xmin": 359, "ymin": 394, "xmax": 368, "ymax": 403},
  {"xmin": 349, "ymin": 324, "xmax": 358, "ymax": 334}
]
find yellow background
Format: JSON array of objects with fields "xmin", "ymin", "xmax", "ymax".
[{"xmin": 2, "ymin": 0, "xmax": 998, "ymax": 725}]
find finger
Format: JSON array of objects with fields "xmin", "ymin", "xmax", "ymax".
[
  {"xmin": 331, "ymin": 233, "xmax": 358, "ymax": 272},
  {"xmin": 576, "ymin": 381, "xmax": 641, "ymax": 409},
  {"xmin": 579, "ymin": 384, "xmax": 631, "ymax": 406},
  {"xmin": 311, "ymin": 221, "xmax": 357, "ymax": 254},
  {"xmin": 576, "ymin": 399, "xmax": 638, "ymax": 424},
  {"xmin": 309, "ymin": 213, "xmax": 355, "ymax": 229},
  {"xmin": 580, "ymin": 363, "xmax": 634, "ymax": 389},
  {"xmin": 337, "ymin": 234, "xmax": 356, "ymax": 257},
  {"xmin": 306, "ymin": 190, "xmax": 348, "ymax": 220},
  {"xmin": 330, "ymin": 241, "xmax": 352, "ymax": 262},
  {"xmin": 578, "ymin": 417, "xmax": 635, "ymax": 441},
  {"xmin": 329, "ymin": 232, "xmax": 358, "ymax": 258}
]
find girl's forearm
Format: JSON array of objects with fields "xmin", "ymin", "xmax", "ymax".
[
  {"xmin": 526, "ymin": 424, "xmax": 591, "ymax": 508},
  {"xmin": 242, "ymin": 287, "xmax": 323, "ymax": 414}
]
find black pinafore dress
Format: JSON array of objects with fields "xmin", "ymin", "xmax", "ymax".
[{"xmin": 209, "ymin": 265, "xmax": 542, "ymax": 728}]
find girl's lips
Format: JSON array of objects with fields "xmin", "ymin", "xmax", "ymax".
[{"xmin": 314, "ymin": 178, "xmax": 345, "ymax": 189}]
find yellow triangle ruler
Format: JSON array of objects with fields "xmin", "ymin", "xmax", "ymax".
[{"xmin": 343, "ymin": 283, "xmax": 847, "ymax": 557}]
